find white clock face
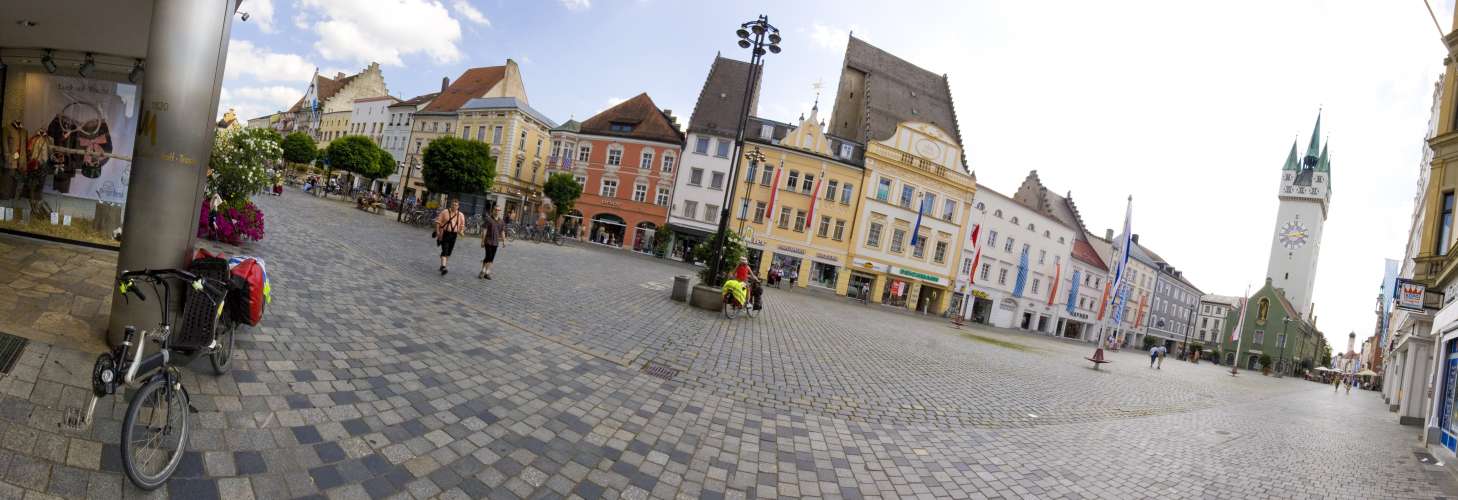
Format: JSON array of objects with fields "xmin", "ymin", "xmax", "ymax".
[{"xmin": 1279, "ymin": 220, "xmax": 1308, "ymax": 249}]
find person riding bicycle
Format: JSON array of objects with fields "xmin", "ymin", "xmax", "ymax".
[{"xmin": 734, "ymin": 257, "xmax": 755, "ymax": 284}]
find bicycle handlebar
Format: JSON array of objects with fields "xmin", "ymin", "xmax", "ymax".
[{"xmin": 118, "ymin": 268, "xmax": 228, "ymax": 300}]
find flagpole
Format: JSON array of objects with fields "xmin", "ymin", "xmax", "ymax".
[
  {"xmin": 1088, "ymin": 195, "xmax": 1132, "ymax": 368},
  {"xmin": 1231, "ymin": 284, "xmax": 1250, "ymax": 376}
]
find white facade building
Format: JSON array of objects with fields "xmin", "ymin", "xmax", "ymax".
[
  {"xmin": 383, "ymin": 92, "xmax": 439, "ymax": 198},
  {"xmin": 1387, "ymin": 79, "xmax": 1441, "ymax": 427},
  {"xmin": 1197, "ymin": 295, "xmax": 1239, "ymax": 354},
  {"xmin": 666, "ymin": 55, "xmax": 758, "ymax": 261},
  {"xmin": 349, "ymin": 96, "xmax": 398, "ymax": 192},
  {"xmin": 964, "ymin": 186, "xmax": 1075, "ymax": 333}
]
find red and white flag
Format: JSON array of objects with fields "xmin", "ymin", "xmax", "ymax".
[
  {"xmin": 967, "ymin": 224, "xmax": 982, "ymax": 285},
  {"xmin": 804, "ymin": 175, "xmax": 824, "ymax": 227},
  {"xmin": 1047, "ymin": 262, "xmax": 1061, "ymax": 306},
  {"xmin": 1231, "ymin": 295, "xmax": 1248, "ymax": 343},
  {"xmin": 765, "ymin": 165, "xmax": 783, "ymax": 215}
]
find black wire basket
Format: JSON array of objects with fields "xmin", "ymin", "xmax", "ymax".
[{"xmin": 175, "ymin": 257, "xmax": 229, "ymax": 351}]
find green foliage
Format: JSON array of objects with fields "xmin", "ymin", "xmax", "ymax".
[
  {"xmin": 1141, "ymin": 337, "xmax": 1159, "ymax": 351},
  {"xmin": 1258, "ymin": 353, "xmax": 1273, "ymax": 370},
  {"xmin": 373, "ymin": 147, "xmax": 398, "ymax": 180},
  {"xmin": 652, "ymin": 230, "xmax": 671, "ymax": 257},
  {"xmin": 209, "ymin": 127, "xmax": 282, "ymax": 206},
  {"xmin": 281, "ymin": 132, "xmax": 316, "ymax": 165},
  {"xmin": 326, "ymin": 136, "xmax": 382, "ymax": 179},
  {"xmin": 690, "ymin": 231, "xmax": 745, "ymax": 286},
  {"xmin": 421, "ymin": 136, "xmax": 495, "ymax": 196},
  {"xmin": 542, "ymin": 173, "xmax": 583, "ymax": 222}
]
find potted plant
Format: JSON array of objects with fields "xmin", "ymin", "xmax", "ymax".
[
  {"xmin": 1259, "ymin": 354, "xmax": 1273, "ymax": 376},
  {"xmin": 686, "ymin": 231, "xmax": 745, "ymax": 311}
]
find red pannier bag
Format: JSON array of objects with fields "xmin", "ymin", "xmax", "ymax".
[{"xmin": 228, "ymin": 258, "xmax": 267, "ymax": 326}]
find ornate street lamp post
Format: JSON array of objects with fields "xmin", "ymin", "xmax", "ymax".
[
  {"xmin": 708, "ymin": 15, "xmax": 782, "ymax": 286},
  {"xmin": 1278, "ymin": 317, "xmax": 1290, "ymax": 377},
  {"xmin": 736, "ymin": 146, "xmax": 767, "ymax": 237}
]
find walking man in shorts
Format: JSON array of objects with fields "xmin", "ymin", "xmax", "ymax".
[
  {"xmin": 434, "ymin": 199, "xmax": 465, "ymax": 275},
  {"xmin": 479, "ymin": 206, "xmax": 506, "ymax": 279}
]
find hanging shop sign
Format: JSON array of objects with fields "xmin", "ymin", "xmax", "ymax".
[
  {"xmin": 890, "ymin": 266, "xmax": 945, "ymax": 286},
  {"xmin": 853, "ymin": 258, "xmax": 888, "ymax": 273},
  {"xmin": 814, "ymin": 252, "xmax": 840, "ymax": 263},
  {"xmin": 1396, "ymin": 278, "xmax": 1425, "ymax": 311}
]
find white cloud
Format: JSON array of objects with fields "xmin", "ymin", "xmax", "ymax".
[
  {"xmin": 598, "ymin": 96, "xmax": 626, "ymax": 113},
  {"xmin": 246, "ymin": 0, "xmax": 277, "ymax": 32},
  {"xmin": 293, "ymin": 12, "xmax": 311, "ymax": 30},
  {"xmin": 808, "ymin": 22, "xmax": 863, "ymax": 50},
  {"xmin": 560, "ymin": 0, "xmax": 590, "ymax": 11},
  {"xmin": 452, "ymin": 1, "xmax": 490, "ymax": 26},
  {"xmin": 300, "ymin": 0, "xmax": 463, "ymax": 66},
  {"xmin": 219, "ymin": 85, "xmax": 304, "ymax": 122},
  {"xmin": 225, "ymin": 40, "xmax": 316, "ymax": 83}
]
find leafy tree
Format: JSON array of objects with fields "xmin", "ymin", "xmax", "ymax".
[
  {"xmin": 326, "ymin": 136, "xmax": 379, "ymax": 178},
  {"xmin": 1258, "ymin": 353, "xmax": 1273, "ymax": 373},
  {"xmin": 542, "ymin": 173, "xmax": 583, "ymax": 223},
  {"xmin": 690, "ymin": 231, "xmax": 745, "ymax": 286},
  {"xmin": 280, "ymin": 132, "xmax": 316, "ymax": 165},
  {"xmin": 208, "ymin": 127, "xmax": 281, "ymax": 205},
  {"xmin": 421, "ymin": 136, "xmax": 494, "ymax": 196},
  {"xmin": 373, "ymin": 146, "xmax": 398, "ymax": 181}
]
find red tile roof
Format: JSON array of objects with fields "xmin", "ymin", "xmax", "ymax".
[
  {"xmin": 421, "ymin": 66, "xmax": 506, "ymax": 113},
  {"xmin": 1071, "ymin": 239, "xmax": 1108, "ymax": 271},
  {"xmin": 579, "ymin": 93, "xmax": 684, "ymax": 145}
]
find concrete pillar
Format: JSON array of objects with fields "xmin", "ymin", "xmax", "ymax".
[
  {"xmin": 1404, "ymin": 342, "xmax": 1433, "ymax": 426},
  {"xmin": 870, "ymin": 273, "xmax": 886, "ymax": 304},
  {"xmin": 107, "ymin": 0, "xmax": 239, "ymax": 346},
  {"xmin": 833, "ymin": 265, "xmax": 850, "ymax": 296},
  {"xmin": 935, "ymin": 287, "xmax": 951, "ymax": 316},
  {"xmin": 906, "ymin": 282, "xmax": 922, "ymax": 312}
]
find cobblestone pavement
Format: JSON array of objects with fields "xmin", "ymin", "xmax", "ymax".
[{"xmin": 0, "ymin": 190, "xmax": 1453, "ymax": 499}]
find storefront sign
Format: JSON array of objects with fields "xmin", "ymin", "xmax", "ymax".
[
  {"xmin": 815, "ymin": 252, "xmax": 839, "ymax": 263},
  {"xmin": 1068, "ymin": 311, "xmax": 1090, "ymax": 320},
  {"xmin": 853, "ymin": 258, "xmax": 888, "ymax": 273},
  {"xmin": 891, "ymin": 266, "xmax": 945, "ymax": 286},
  {"xmin": 776, "ymin": 245, "xmax": 805, "ymax": 255},
  {"xmin": 1396, "ymin": 278, "xmax": 1425, "ymax": 311},
  {"xmin": 970, "ymin": 290, "xmax": 989, "ymax": 300}
]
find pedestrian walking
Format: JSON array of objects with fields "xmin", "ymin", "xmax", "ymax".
[
  {"xmin": 860, "ymin": 282, "xmax": 870, "ymax": 304},
  {"xmin": 1156, "ymin": 346, "xmax": 1166, "ymax": 369},
  {"xmin": 1333, "ymin": 375, "xmax": 1341, "ymax": 392},
  {"xmin": 1345, "ymin": 376, "xmax": 1352, "ymax": 395},
  {"xmin": 1149, "ymin": 345, "xmax": 1159, "ymax": 368},
  {"xmin": 434, "ymin": 199, "xmax": 465, "ymax": 275},
  {"xmin": 478, "ymin": 206, "xmax": 505, "ymax": 280}
]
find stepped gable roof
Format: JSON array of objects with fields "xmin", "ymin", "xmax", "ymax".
[
  {"xmin": 391, "ymin": 92, "xmax": 441, "ymax": 108},
  {"xmin": 353, "ymin": 95, "xmax": 398, "ymax": 103},
  {"xmin": 834, "ymin": 35, "xmax": 965, "ymax": 168},
  {"xmin": 579, "ymin": 93, "xmax": 684, "ymax": 145},
  {"xmin": 1012, "ymin": 171, "xmax": 1085, "ymax": 232},
  {"xmin": 422, "ymin": 66, "xmax": 507, "ymax": 113},
  {"xmin": 688, "ymin": 55, "xmax": 759, "ymax": 138}
]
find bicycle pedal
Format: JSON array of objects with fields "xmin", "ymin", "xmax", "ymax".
[{"xmin": 59, "ymin": 396, "xmax": 99, "ymax": 432}]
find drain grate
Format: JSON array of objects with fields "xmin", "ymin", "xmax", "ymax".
[
  {"xmin": 640, "ymin": 361, "xmax": 680, "ymax": 381},
  {"xmin": 0, "ymin": 332, "xmax": 29, "ymax": 375}
]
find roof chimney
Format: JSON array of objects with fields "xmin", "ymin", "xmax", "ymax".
[
  {"xmin": 663, "ymin": 109, "xmax": 679, "ymax": 130},
  {"xmin": 1105, "ymin": 229, "xmax": 1113, "ymax": 240},
  {"xmin": 335, "ymin": 72, "xmax": 346, "ymax": 79},
  {"xmin": 441, "ymin": 77, "xmax": 450, "ymax": 93},
  {"xmin": 1131, "ymin": 234, "xmax": 1140, "ymax": 244}
]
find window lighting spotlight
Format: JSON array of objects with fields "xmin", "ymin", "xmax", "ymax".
[
  {"xmin": 768, "ymin": 33, "xmax": 781, "ymax": 44},
  {"xmin": 736, "ymin": 28, "xmax": 750, "ymax": 39},
  {"xmin": 78, "ymin": 53, "xmax": 95, "ymax": 78},
  {"xmin": 738, "ymin": 39, "xmax": 751, "ymax": 49},
  {"xmin": 41, "ymin": 50, "xmax": 56, "ymax": 74},
  {"xmin": 752, "ymin": 24, "xmax": 765, "ymax": 35},
  {"xmin": 128, "ymin": 59, "xmax": 144, "ymax": 84},
  {"xmin": 768, "ymin": 45, "xmax": 781, "ymax": 54}
]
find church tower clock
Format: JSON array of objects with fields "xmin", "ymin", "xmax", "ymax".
[{"xmin": 1267, "ymin": 114, "xmax": 1331, "ymax": 320}]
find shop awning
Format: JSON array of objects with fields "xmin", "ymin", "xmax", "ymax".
[{"xmin": 665, "ymin": 222, "xmax": 714, "ymax": 240}]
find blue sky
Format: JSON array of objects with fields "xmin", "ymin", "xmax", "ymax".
[{"xmin": 224, "ymin": 0, "xmax": 1455, "ymax": 351}]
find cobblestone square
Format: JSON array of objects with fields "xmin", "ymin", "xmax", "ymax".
[{"xmin": 0, "ymin": 192, "xmax": 1452, "ymax": 499}]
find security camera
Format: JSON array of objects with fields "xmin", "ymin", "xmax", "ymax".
[{"xmin": 240, "ymin": 11, "xmax": 250, "ymax": 21}]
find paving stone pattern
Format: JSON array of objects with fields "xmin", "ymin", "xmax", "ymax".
[{"xmin": 0, "ymin": 190, "xmax": 1452, "ymax": 499}]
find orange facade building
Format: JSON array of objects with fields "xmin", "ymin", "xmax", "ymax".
[{"xmin": 549, "ymin": 94, "xmax": 683, "ymax": 253}]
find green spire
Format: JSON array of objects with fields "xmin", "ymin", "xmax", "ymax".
[
  {"xmin": 1316, "ymin": 143, "xmax": 1329, "ymax": 173},
  {"xmin": 1282, "ymin": 139, "xmax": 1299, "ymax": 171},
  {"xmin": 1303, "ymin": 112, "xmax": 1322, "ymax": 165}
]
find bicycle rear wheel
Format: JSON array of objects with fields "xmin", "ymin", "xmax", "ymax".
[
  {"xmin": 121, "ymin": 376, "xmax": 190, "ymax": 490},
  {"xmin": 209, "ymin": 318, "xmax": 238, "ymax": 375},
  {"xmin": 723, "ymin": 299, "xmax": 738, "ymax": 319}
]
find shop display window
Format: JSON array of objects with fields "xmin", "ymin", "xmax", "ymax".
[{"xmin": 2, "ymin": 71, "xmax": 139, "ymax": 247}]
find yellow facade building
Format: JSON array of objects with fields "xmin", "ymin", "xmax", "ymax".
[
  {"xmin": 317, "ymin": 110, "xmax": 351, "ymax": 147},
  {"xmin": 456, "ymin": 97, "xmax": 557, "ymax": 219},
  {"xmin": 847, "ymin": 122, "xmax": 977, "ymax": 315},
  {"xmin": 405, "ymin": 60, "xmax": 529, "ymax": 198},
  {"xmin": 734, "ymin": 109, "xmax": 866, "ymax": 295}
]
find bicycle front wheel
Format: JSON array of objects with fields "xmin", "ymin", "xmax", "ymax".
[{"xmin": 121, "ymin": 376, "xmax": 190, "ymax": 490}]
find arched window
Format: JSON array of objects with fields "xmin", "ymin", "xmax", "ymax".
[
  {"xmin": 1058, "ymin": 237, "xmax": 1065, "ymax": 244},
  {"xmin": 1027, "ymin": 223, "xmax": 1035, "ymax": 231},
  {"xmin": 975, "ymin": 202, "xmax": 985, "ymax": 211},
  {"xmin": 1010, "ymin": 216, "xmax": 1019, "ymax": 225},
  {"xmin": 1043, "ymin": 230, "xmax": 1050, "ymax": 238},
  {"xmin": 994, "ymin": 209, "xmax": 1002, "ymax": 218}
]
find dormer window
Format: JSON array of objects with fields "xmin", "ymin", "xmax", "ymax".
[{"xmin": 609, "ymin": 122, "xmax": 634, "ymax": 133}]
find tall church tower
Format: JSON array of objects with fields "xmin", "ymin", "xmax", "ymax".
[{"xmin": 1267, "ymin": 114, "xmax": 1332, "ymax": 319}]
